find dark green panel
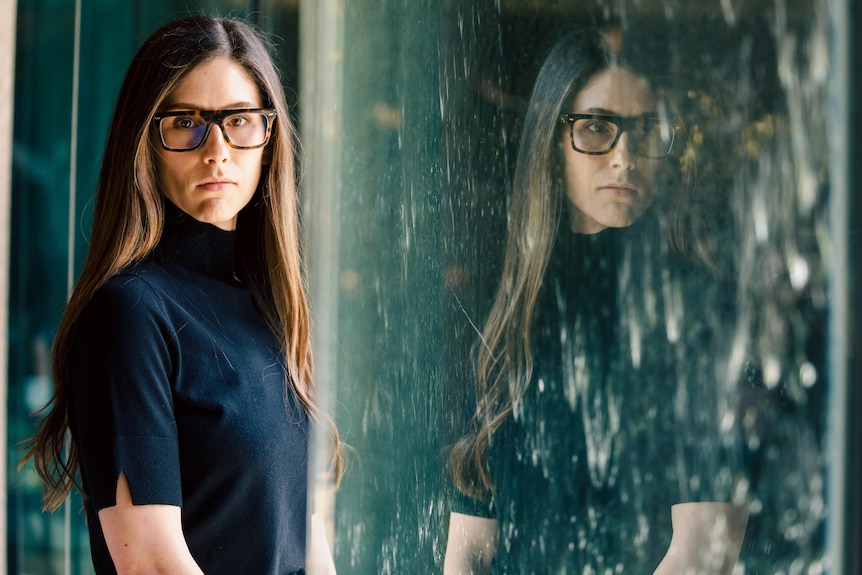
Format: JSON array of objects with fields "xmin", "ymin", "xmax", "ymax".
[{"xmin": 9, "ymin": 0, "xmax": 78, "ymax": 571}]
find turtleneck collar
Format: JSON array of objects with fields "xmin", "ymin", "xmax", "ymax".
[
  {"xmin": 153, "ymin": 199, "xmax": 239, "ymax": 284},
  {"xmin": 558, "ymin": 207, "xmax": 657, "ymax": 251}
]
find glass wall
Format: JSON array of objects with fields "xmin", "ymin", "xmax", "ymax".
[
  {"xmin": 301, "ymin": 0, "xmax": 858, "ymax": 573},
  {"xmin": 5, "ymin": 0, "xmax": 859, "ymax": 573}
]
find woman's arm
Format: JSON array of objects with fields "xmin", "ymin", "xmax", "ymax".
[
  {"xmin": 443, "ymin": 512, "xmax": 499, "ymax": 575},
  {"xmin": 98, "ymin": 473, "xmax": 204, "ymax": 575},
  {"xmin": 652, "ymin": 502, "xmax": 749, "ymax": 575}
]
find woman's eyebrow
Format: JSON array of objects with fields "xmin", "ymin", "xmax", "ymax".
[
  {"xmin": 576, "ymin": 107, "xmax": 619, "ymax": 115},
  {"xmin": 161, "ymin": 101, "xmax": 258, "ymax": 110},
  {"xmin": 575, "ymin": 107, "xmax": 658, "ymax": 117}
]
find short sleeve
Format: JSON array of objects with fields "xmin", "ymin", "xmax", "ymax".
[
  {"xmin": 70, "ymin": 274, "xmax": 182, "ymax": 511},
  {"xmin": 449, "ymin": 376, "xmax": 496, "ymax": 520},
  {"xmin": 450, "ymin": 484, "xmax": 494, "ymax": 518}
]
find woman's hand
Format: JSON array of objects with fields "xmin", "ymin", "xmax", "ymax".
[
  {"xmin": 98, "ymin": 473, "xmax": 204, "ymax": 575},
  {"xmin": 443, "ymin": 512, "xmax": 499, "ymax": 575},
  {"xmin": 652, "ymin": 502, "xmax": 749, "ymax": 575}
]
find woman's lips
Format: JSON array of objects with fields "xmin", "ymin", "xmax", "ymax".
[
  {"xmin": 197, "ymin": 179, "xmax": 234, "ymax": 191},
  {"xmin": 599, "ymin": 185, "xmax": 637, "ymax": 197}
]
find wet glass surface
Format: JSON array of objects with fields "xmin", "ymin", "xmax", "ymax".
[{"xmin": 302, "ymin": 1, "xmax": 846, "ymax": 573}]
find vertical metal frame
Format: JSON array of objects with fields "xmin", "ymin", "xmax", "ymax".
[
  {"xmin": 0, "ymin": 0, "xmax": 18, "ymax": 572},
  {"xmin": 840, "ymin": 0, "xmax": 862, "ymax": 572},
  {"xmin": 299, "ymin": 0, "xmax": 344, "ymax": 554},
  {"xmin": 826, "ymin": 0, "xmax": 855, "ymax": 573}
]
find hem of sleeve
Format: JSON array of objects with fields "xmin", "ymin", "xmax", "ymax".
[
  {"xmin": 450, "ymin": 487, "xmax": 495, "ymax": 519},
  {"xmin": 88, "ymin": 435, "xmax": 183, "ymax": 511}
]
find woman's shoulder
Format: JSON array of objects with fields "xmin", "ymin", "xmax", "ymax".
[
  {"xmin": 69, "ymin": 268, "xmax": 180, "ymax": 360},
  {"xmin": 84, "ymin": 263, "xmax": 175, "ymax": 324},
  {"xmin": 101, "ymin": 255, "xmax": 191, "ymax": 297}
]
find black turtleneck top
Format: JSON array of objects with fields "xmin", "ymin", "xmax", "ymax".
[
  {"xmin": 453, "ymin": 214, "xmax": 748, "ymax": 574},
  {"xmin": 69, "ymin": 204, "xmax": 309, "ymax": 575}
]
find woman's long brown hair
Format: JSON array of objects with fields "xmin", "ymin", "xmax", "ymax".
[{"xmin": 20, "ymin": 16, "xmax": 343, "ymax": 512}]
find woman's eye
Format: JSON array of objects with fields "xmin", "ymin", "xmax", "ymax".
[
  {"xmin": 585, "ymin": 121, "xmax": 613, "ymax": 134},
  {"xmin": 173, "ymin": 117, "xmax": 197, "ymax": 130},
  {"xmin": 638, "ymin": 121, "xmax": 660, "ymax": 135},
  {"xmin": 226, "ymin": 115, "xmax": 250, "ymax": 127}
]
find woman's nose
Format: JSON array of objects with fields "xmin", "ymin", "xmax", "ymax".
[
  {"xmin": 201, "ymin": 124, "xmax": 231, "ymax": 163},
  {"xmin": 609, "ymin": 132, "xmax": 636, "ymax": 171}
]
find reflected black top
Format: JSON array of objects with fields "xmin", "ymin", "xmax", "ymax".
[
  {"xmin": 69, "ymin": 202, "xmax": 309, "ymax": 575},
  {"xmin": 453, "ymin": 213, "xmax": 745, "ymax": 573}
]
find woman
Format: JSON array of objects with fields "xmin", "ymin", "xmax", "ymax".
[
  {"xmin": 445, "ymin": 27, "xmax": 748, "ymax": 574},
  {"xmin": 21, "ymin": 16, "xmax": 342, "ymax": 575}
]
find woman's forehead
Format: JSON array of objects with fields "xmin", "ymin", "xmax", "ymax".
[
  {"xmin": 571, "ymin": 66, "xmax": 656, "ymax": 116},
  {"xmin": 162, "ymin": 57, "xmax": 263, "ymax": 110}
]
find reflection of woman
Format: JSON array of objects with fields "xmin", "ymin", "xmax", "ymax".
[
  {"xmin": 22, "ymin": 16, "xmax": 341, "ymax": 574},
  {"xmin": 445, "ymin": 27, "xmax": 747, "ymax": 574}
]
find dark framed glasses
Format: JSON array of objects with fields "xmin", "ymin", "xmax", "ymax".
[
  {"xmin": 559, "ymin": 113, "xmax": 676, "ymax": 159},
  {"xmin": 152, "ymin": 108, "xmax": 277, "ymax": 152}
]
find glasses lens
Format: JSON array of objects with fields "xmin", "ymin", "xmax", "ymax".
[
  {"xmin": 221, "ymin": 112, "xmax": 270, "ymax": 148},
  {"xmin": 632, "ymin": 117, "xmax": 674, "ymax": 158},
  {"xmin": 160, "ymin": 115, "xmax": 208, "ymax": 150},
  {"xmin": 571, "ymin": 118, "xmax": 618, "ymax": 153}
]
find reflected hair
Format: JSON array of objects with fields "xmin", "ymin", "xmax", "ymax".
[
  {"xmin": 450, "ymin": 25, "xmax": 688, "ymax": 499},
  {"xmin": 22, "ymin": 15, "xmax": 343, "ymax": 511}
]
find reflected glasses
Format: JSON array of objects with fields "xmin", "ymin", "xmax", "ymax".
[
  {"xmin": 152, "ymin": 108, "xmax": 277, "ymax": 152},
  {"xmin": 559, "ymin": 113, "xmax": 676, "ymax": 159}
]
